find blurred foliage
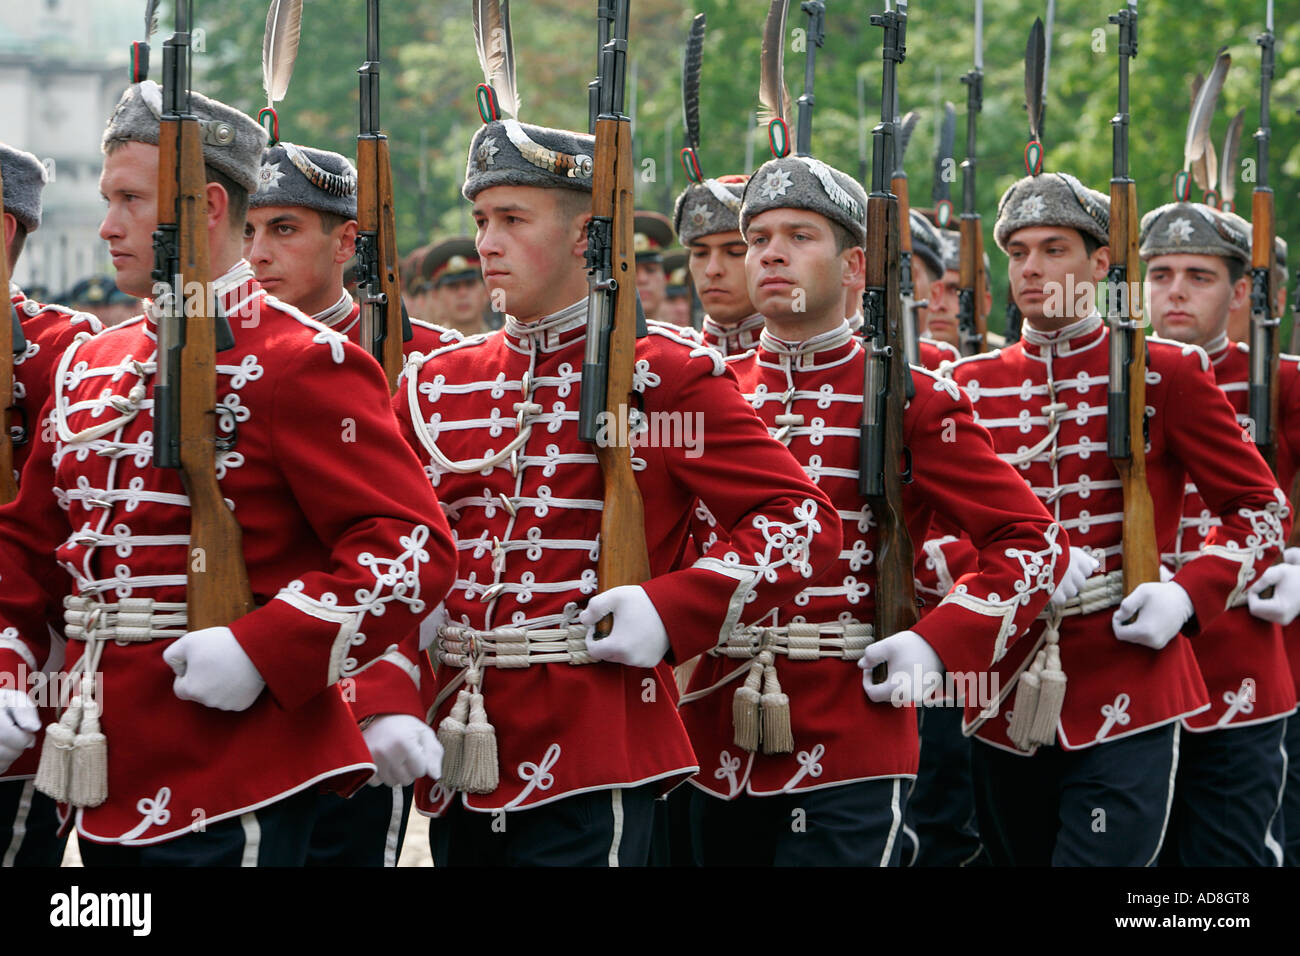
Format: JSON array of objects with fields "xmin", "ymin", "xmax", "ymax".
[{"xmin": 188, "ymin": 0, "xmax": 1300, "ymax": 335}]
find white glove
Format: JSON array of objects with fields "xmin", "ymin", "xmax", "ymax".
[
  {"xmin": 361, "ymin": 714, "xmax": 444, "ymax": 787},
  {"xmin": 0, "ymin": 689, "xmax": 40, "ymax": 773},
  {"xmin": 1248, "ymin": 561, "xmax": 1300, "ymax": 626},
  {"xmin": 1285, "ymin": 547, "xmax": 1300, "ymax": 567},
  {"xmin": 859, "ymin": 630, "xmax": 943, "ymax": 704},
  {"xmin": 1112, "ymin": 581, "xmax": 1193, "ymax": 650},
  {"xmin": 1049, "ymin": 546, "xmax": 1101, "ymax": 607},
  {"xmin": 163, "ymin": 626, "xmax": 266, "ymax": 711},
  {"xmin": 580, "ymin": 585, "xmax": 669, "ymax": 668},
  {"xmin": 418, "ymin": 601, "xmax": 449, "ymax": 652}
]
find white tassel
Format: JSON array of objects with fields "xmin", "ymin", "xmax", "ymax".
[
  {"xmin": 1007, "ymin": 651, "xmax": 1043, "ymax": 752},
  {"xmin": 436, "ymin": 689, "xmax": 471, "ymax": 791},
  {"xmin": 35, "ymin": 696, "xmax": 82, "ymax": 803},
  {"xmin": 759, "ymin": 658, "xmax": 793, "ymax": 755},
  {"xmin": 460, "ymin": 691, "xmax": 499, "ymax": 795},
  {"xmin": 69, "ymin": 697, "xmax": 108, "ymax": 808},
  {"xmin": 732, "ymin": 653, "xmax": 766, "ymax": 753},
  {"xmin": 1028, "ymin": 644, "xmax": 1066, "ymax": 747}
]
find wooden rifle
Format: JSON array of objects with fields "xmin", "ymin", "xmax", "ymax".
[
  {"xmin": 861, "ymin": 0, "xmax": 917, "ymax": 680},
  {"xmin": 578, "ymin": 0, "xmax": 650, "ymax": 637},
  {"xmin": 956, "ymin": 0, "xmax": 988, "ymax": 356},
  {"xmin": 0, "ymin": 172, "xmax": 30, "ymax": 504},
  {"xmin": 356, "ymin": 0, "xmax": 410, "ymax": 393},
  {"xmin": 151, "ymin": 0, "xmax": 254, "ymax": 628},
  {"xmin": 1105, "ymin": 0, "xmax": 1159, "ymax": 594}
]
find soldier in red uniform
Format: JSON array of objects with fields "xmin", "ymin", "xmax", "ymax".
[
  {"xmin": 678, "ymin": 154, "xmax": 1065, "ymax": 866},
  {"xmin": 420, "ymin": 237, "xmax": 491, "ymax": 337},
  {"xmin": 245, "ymin": 142, "xmax": 450, "ymax": 357},
  {"xmin": 674, "ymin": 174, "xmax": 764, "ymax": 357},
  {"xmin": 0, "ymin": 142, "xmax": 104, "ymax": 867},
  {"xmin": 1141, "ymin": 201, "xmax": 1295, "ymax": 866},
  {"xmin": 939, "ymin": 172, "xmax": 1289, "ymax": 865},
  {"xmin": 244, "ymin": 140, "xmax": 452, "ymax": 866},
  {"xmin": 0, "ymin": 81, "xmax": 456, "ymax": 865},
  {"xmin": 393, "ymin": 116, "xmax": 840, "ymax": 866}
]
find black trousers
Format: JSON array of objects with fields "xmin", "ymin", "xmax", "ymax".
[
  {"xmin": 78, "ymin": 788, "xmax": 319, "ymax": 866},
  {"xmin": 306, "ymin": 784, "xmax": 414, "ymax": 867},
  {"xmin": 972, "ymin": 724, "xmax": 1179, "ymax": 866},
  {"xmin": 0, "ymin": 779, "xmax": 68, "ymax": 867},
  {"xmin": 690, "ymin": 777, "xmax": 907, "ymax": 867},
  {"xmin": 428, "ymin": 783, "xmax": 658, "ymax": 866},
  {"xmin": 1161, "ymin": 717, "xmax": 1287, "ymax": 867},
  {"xmin": 905, "ymin": 706, "xmax": 987, "ymax": 866}
]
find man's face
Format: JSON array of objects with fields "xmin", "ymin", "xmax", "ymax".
[
  {"xmin": 1005, "ymin": 226, "xmax": 1108, "ymax": 332},
  {"xmin": 745, "ymin": 207, "xmax": 850, "ymax": 326},
  {"xmin": 922, "ymin": 269, "xmax": 962, "ymax": 346},
  {"xmin": 689, "ymin": 230, "xmax": 753, "ymax": 325},
  {"xmin": 472, "ymin": 185, "xmax": 585, "ymax": 320},
  {"xmin": 433, "ymin": 275, "xmax": 489, "ymax": 329},
  {"xmin": 243, "ymin": 206, "xmax": 353, "ymax": 310},
  {"xmin": 636, "ymin": 261, "xmax": 667, "ymax": 318},
  {"xmin": 662, "ymin": 294, "xmax": 692, "ymax": 327},
  {"xmin": 98, "ymin": 141, "xmax": 161, "ymax": 299},
  {"xmin": 1147, "ymin": 253, "xmax": 1244, "ymax": 347}
]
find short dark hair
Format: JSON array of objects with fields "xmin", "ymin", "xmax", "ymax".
[
  {"xmin": 204, "ymin": 163, "xmax": 248, "ymax": 232},
  {"xmin": 829, "ymin": 220, "xmax": 859, "ymax": 255},
  {"xmin": 552, "ymin": 187, "xmax": 592, "ymax": 227},
  {"xmin": 6, "ymin": 221, "xmax": 27, "ymax": 271},
  {"xmin": 317, "ymin": 210, "xmax": 352, "ymax": 235},
  {"xmin": 1081, "ymin": 232, "xmax": 1103, "ymax": 257},
  {"xmin": 1225, "ymin": 257, "xmax": 1246, "ymax": 284}
]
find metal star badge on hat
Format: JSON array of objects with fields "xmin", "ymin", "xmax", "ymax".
[
  {"xmin": 475, "ymin": 138, "xmax": 501, "ymax": 171},
  {"xmin": 256, "ymin": 161, "xmax": 286, "ymax": 194},
  {"xmin": 759, "ymin": 168, "xmax": 793, "ymax": 201},
  {"xmin": 1165, "ymin": 217, "xmax": 1195, "ymax": 243},
  {"xmin": 686, "ymin": 202, "xmax": 714, "ymax": 231},
  {"xmin": 1018, "ymin": 194, "xmax": 1046, "ymax": 220}
]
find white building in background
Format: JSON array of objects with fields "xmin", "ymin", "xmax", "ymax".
[{"xmin": 1, "ymin": 1, "xmax": 141, "ymax": 294}]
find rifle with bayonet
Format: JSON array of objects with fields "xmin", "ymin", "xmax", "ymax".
[
  {"xmin": 956, "ymin": 0, "xmax": 987, "ymax": 356},
  {"xmin": 862, "ymin": 0, "xmax": 917, "ymax": 680},
  {"xmin": 1249, "ymin": 0, "xmax": 1279, "ymax": 478},
  {"xmin": 893, "ymin": 108, "xmax": 921, "ymax": 368},
  {"xmin": 356, "ymin": 0, "xmax": 410, "ymax": 393},
  {"xmin": 578, "ymin": 0, "xmax": 650, "ymax": 637},
  {"xmin": 0, "ymin": 171, "xmax": 30, "ymax": 505},
  {"xmin": 794, "ymin": 0, "xmax": 824, "ymax": 158},
  {"xmin": 151, "ymin": 0, "xmax": 254, "ymax": 629},
  {"xmin": 1105, "ymin": 0, "xmax": 1159, "ymax": 594},
  {"xmin": 1007, "ymin": 10, "xmax": 1052, "ymax": 345}
]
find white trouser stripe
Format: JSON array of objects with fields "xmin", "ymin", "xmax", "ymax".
[
  {"xmin": 384, "ymin": 786, "xmax": 404, "ymax": 868},
  {"xmin": 1, "ymin": 780, "xmax": 36, "ymax": 867},
  {"xmin": 1146, "ymin": 724, "xmax": 1181, "ymax": 866},
  {"xmin": 239, "ymin": 812, "xmax": 261, "ymax": 867},
  {"xmin": 607, "ymin": 789, "xmax": 625, "ymax": 868},
  {"xmin": 1264, "ymin": 719, "xmax": 1288, "ymax": 867},
  {"xmin": 879, "ymin": 778, "xmax": 903, "ymax": 867}
]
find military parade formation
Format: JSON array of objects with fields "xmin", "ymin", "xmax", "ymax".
[{"xmin": 0, "ymin": 0, "xmax": 1297, "ymax": 874}]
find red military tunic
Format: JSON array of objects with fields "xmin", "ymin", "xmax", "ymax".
[
  {"xmin": 680, "ymin": 322, "xmax": 1065, "ymax": 797},
  {"xmin": 2, "ymin": 286, "xmax": 103, "ymax": 781},
  {"xmin": 394, "ymin": 299, "xmax": 840, "ymax": 815},
  {"xmin": 702, "ymin": 313, "xmax": 764, "ymax": 358},
  {"xmin": 918, "ymin": 337, "xmax": 959, "ymax": 372},
  {"xmin": 1163, "ymin": 335, "xmax": 1296, "ymax": 729},
  {"xmin": 0, "ymin": 262, "xmax": 456, "ymax": 844},
  {"xmin": 942, "ymin": 315, "xmax": 1289, "ymax": 754},
  {"xmin": 308, "ymin": 291, "xmax": 460, "ymax": 727}
]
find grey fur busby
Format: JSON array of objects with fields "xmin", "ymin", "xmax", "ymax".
[
  {"xmin": 462, "ymin": 120, "xmax": 594, "ymax": 201},
  {"xmin": 1139, "ymin": 202, "xmax": 1249, "ymax": 264},
  {"xmin": 993, "ymin": 172, "xmax": 1110, "ymax": 252},
  {"xmin": 674, "ymin": 176, "xmax": 747, "ymax": 246},
  {"xmin": 740, "ymin": 156, "xmax": 867, "ymax": 245},
  {"xmin": 250, "ymin": 143, "xmax": 357, "ymax": 220},
  {"xmin": 908, "ymin": 209, "xmax": 944, "ymax": 281},
  {"xmin": 102, "ymin": 81, "xmax": 267, "ymax": 194},
  {"xmin": 0, "ymin": 143, "xmax": 47, "ymax": 233}
]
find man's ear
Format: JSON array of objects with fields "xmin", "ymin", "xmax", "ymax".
[
  {"xmin": 205, "ymin": 181, "xmax": 230, "ymax": 233},
  {"xmin": 571, "ymin": 212, "xmax": 592, "ymax": 260},
  {"xmin": 2, "ymin": 212, "xmax": 16, "ymax": 271},
  {"xmin": 1090, "ymin": 243, "xmax": 1111, "ymax": 283},
  {"xmin": 842, "ymin": 245, "xmax": 866, "ymax": 288},
  {"xmin": 336, "ymin": 220, "xmax": 359, "ymax": 265},
  {"xmin": 1229, "ymin": 273, "xmax": 1251, "ymax": 314}
]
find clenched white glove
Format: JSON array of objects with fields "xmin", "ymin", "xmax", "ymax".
[
  {"xmin": 1050, "ymin": 546, "xmax": 1101, "ymax": 607},
  {"xmin": 1112, "ymin": 581, "xmax": 1193, "ymax": 650},
  {"xmin": 580, "ymin": 586, "xmax": 669, "ymax": 668},
  {"xmin": 362, "ymin": 714, "xmax": 444, "ymax": 787},
  {"xmin": 0, "ymin": 689, "xmax": 40, "ymax": 773},
  {"xmin": 1248, "ymin": 558, "xmax": 1300, "ymax": 626},
  {"xmin": 163, "ymin": 626, "xmax": 266, "ymax": 712},
  {"xmin": 418, "ymin": 601, "xmax": 449, "ymax": 652},
  {"xmin": 859, "ymin": 630, "xmax": 944, "ymax": 704}
]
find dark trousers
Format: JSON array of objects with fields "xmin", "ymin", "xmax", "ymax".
[
  {"xmin": 0, "ymin": 779, "xmax": 68, "ymax": 867},
  {"xmin": 78, "ymin": 788, "xmax": 318, "ymax": 866},
  {"xmin": 1286, "ymin": 715, "xmax": 1300, "ymax": 867},
  {"xmin": 972, "ymin": 724, "xmax": 1179, "ymax": 866},
  {"xmin": 428, "ymin": 784, "xmax": 658, "ymax": 866},
  {"xmin": 306, "ymin": 784, "xmax": 413, "ymax": 867},
  {"xmin": 1161, "ymin": 717, "xmax": 1287, "ymax": 867},
  {"xmin": 690, "ymin": 777, "xmax": 907, "ymax": 867},
  {"xmin": 906, "ymin": 706, "xmax": 988, "ymax": 866},
  {"xmin": 647, "ymin": 784, "xmax": 696, "ymax": 866}
]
